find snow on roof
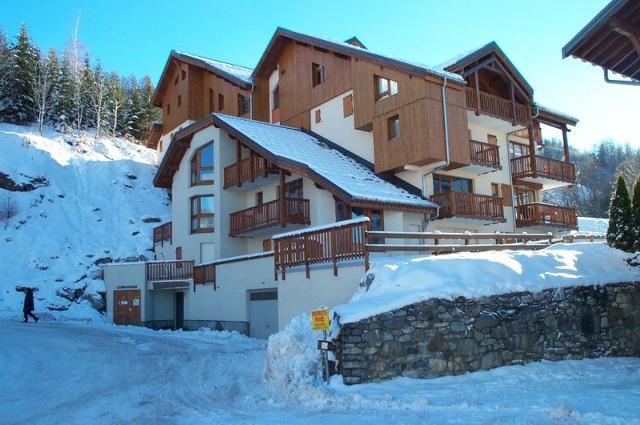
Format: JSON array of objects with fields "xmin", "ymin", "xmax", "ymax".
[
  {"xmin": 434, "ymin": 42, "xmax": 495, "ymax": 71},
  {"xmin": 533, "ymin": 103, "xmax": 579, "ymax": 125},
  {"xmin": 334, "ymin": 242, "xmax": 640, "ymax": 324},
  {"xmin": 174, "ymin": 51, "xmax": 253, "ymax": 85},
  {"xmin": 214, "ymin": 114, "xmax": 436, "ymax": 209}
]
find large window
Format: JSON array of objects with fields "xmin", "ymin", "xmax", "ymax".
[
  {"xmin": 433, "ymin": 174, "xmax": 472, "ymax": 194},
  {"xmin": 312, "ymin": 63, "xmax": 326, "ymax": 87},
  {"xmin": 335, "ymin": 199, "xmax": 383, "ymax": 230},
  {"xmin": 509, "ymin": 142, "xmax": 530, "ymax": 159},
  {"xmin": 387, "ymin": 115, "xmax": 400, "ymax": 140},
  {"xmin": 374, "ymin": 75, "xmax": 398, "ymax": 101},
  {"xmin": 238, "ymin": 94, "xmax": 250, "ymax": 115},
  {"xmin": 191, "ymin": 142, "xmax": 214, "ymax": 185},
  {"xmin": 191, "ymin": 195, "xmax": 215, "ymax": 233}
]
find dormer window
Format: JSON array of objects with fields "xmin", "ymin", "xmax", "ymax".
[
  {"xmin": 312, "ymin": 63, "xmax": 326, "ymax": 87},
  {"xmin": 374, "ymin": 75, "xmax": 398, "ymax": 101},
  {"xmin": 238, "ymin": 94, "xmax": 250, "ymax": 115}
]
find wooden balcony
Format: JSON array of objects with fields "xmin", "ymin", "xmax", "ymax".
[
  {"xmin": 515, "ymin": 203, "xmax": 577, "ymax": 229},
  {"xmin": 431, "ymin": 191, "xmax": 505, "ymax": 222},
  {"xmin": 223, "ymin": 155, "xmax": 278, "ymax": 189},
  {"xmin": 511, "ymin": 155, "xmax": 575, "ymax": 188},
  {"xmin": 469, "ymin": 140, "xmax": 500, "ymax": 169},
  {"xmin": 146, "ymin": 261, "xmax": 194, "ymax": 281},
  {"xmin": 153, "ymin": 222, "xmax": 172, "ymax": 249},
  {"xmin": 465, "ymin": 87, "xmax": 529, "ymax": 125},
  {"xmin": 230, "ymin": 198, "xmax": 311, "ymax": 236}
]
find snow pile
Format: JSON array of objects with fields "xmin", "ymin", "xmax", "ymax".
[
  {"xmin": 578, "ymin": 216, "xmax": 609, "ymax": 234},
  {"xmin": 334, "ymin": 242, "xmax": 640, "ymax": 324},
  {"xmin": 0, "ymin": 124, "xmax": 170, "ymax": 319}
]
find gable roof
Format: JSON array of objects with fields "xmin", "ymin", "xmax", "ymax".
[
  {"xmin": 533, "ymin": 103, "xmax": 579, "ymax": 127},
  {"xmin": 437, "ymin": 42, "xmax": 534, "ymax": 99},
  {"xmin": 152, "ymin": 50, "xmax": 253, "ymax": 107},
  {"xmin": 562, "ymin": 0, "xmax": 640, "ymax": 81},
  {"xmin": 156, "ymin": 114, "xmax": 437, "ymax": 212},
  {"xmin": 251, "ymin": 27, "xmax": 465, "ymax": 84}
]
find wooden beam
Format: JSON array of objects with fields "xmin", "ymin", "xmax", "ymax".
[
  {"xmin": 510, "ymin": 82, "xmax": 517, "ymax": 126},
  {"xmin": 610, "ymin": 17, "xmax": 640, "ymax": 55},
  {"xmin": 279, "ymin": 169, "xmax": 286, "ymax": 227},
  {"xmin": 528, "ymin": 120, "xmax": 537, "ymax": 176},
  {"xmin": 236, "ymin": 139, "xmax": 242, "ymax": 187},
  {"xmin": 474, "ymin": 71, "xmax": 481, "ymax": 116},
  {"xmin": 462, "ymin": 56, "xmax": 496, "ymax": 78},
  {"xmin": 562, "ymin": 125, "xmax": 570, "ymax": 162}
]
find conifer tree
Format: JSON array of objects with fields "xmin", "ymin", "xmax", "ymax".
[
  {"xmin": 6, "ymin": 24, "xmax": 39, "ymax": 123},
  {"xmin": 43, "ymin": 48, "xmax": 61, "ymax": 124},
  {"xmin": 0, "ymin": 27, "xmax": 11, "ymax": 121},
  {"xmin": 631, "ymin": 175, "xmax": 640, "ymax": 252},
  {"xmin": 53, "ymin": 51, "xmax": 75, "ymax": 129},
  {"xmin": 607, "ymin": 175, "xmax": 634, "ymax": 252}
]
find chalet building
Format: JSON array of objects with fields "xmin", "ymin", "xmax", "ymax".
[{"xmin": 103, "ymin": 28, "xmax": 580, "ymax": 337}]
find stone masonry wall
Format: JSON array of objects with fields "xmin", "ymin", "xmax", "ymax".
[{"xmin": 336, "ymin": 282, "xmax": 640, "ymax": 385}]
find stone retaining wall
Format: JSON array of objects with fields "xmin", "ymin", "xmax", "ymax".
[{"xmin": 335, "ymin": 282, "xmax": 640, "ymax": 385}]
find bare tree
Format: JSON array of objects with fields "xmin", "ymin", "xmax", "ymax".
[
  {"xmin": 33, "ymin": 56, "xmax": 53, "ymax": 135},
  {"xmin": 0, "ymin": 191, "xmax": 19, "ymax": 231}
]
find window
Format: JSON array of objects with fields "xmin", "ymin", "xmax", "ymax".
[
  {"xmin": 166, "ymin": 103, "xmax": 171, "ymax": 115},
  {"xmin": 387, "ymin": 115, "xmax": 400, "ymax": 141},
  {"xmin": 343, "ymin": 94, "xmax": 353, "ymax": 117},
  {"xmin": 177, "ymin": 95, "xmax": 182, "ymax": 107},
  {"xmin": 509, "ymin": 142, "xmax": 530, "ymax": 159},
  {"xmin": 209, "ymin": 89, "xmax": 215, "ymax": 113},
  {"xmin": 218, "ymin": 93, "xmax": 224, "ymax": 111},
  {"xmin": 315, "ymin": 109, "xmax": 321, "ymax": 124},
  {"xmin": 190, "ymin": 142, "xmax": 214, "ymax": 185},
  {"xmin": 238, "ymin": 94, "xmax": 250, "ymax": 115},
  {"xmin": 515, "ymin": 187, "xmax": 536, "ymax": 206},
  {"xmin": 262, "ymin": 239, "xmax": 272, "ymax": 252},
  {"xmin": 487, "ymin": 134, "xmax": 497, "ymax": 145},
  {"xmin": 191, "ymin": 195, "xmax": 215, "ymax": 233},
  {"xmin": 433, "ymin": 174, "xmax": 472, "ymax": 194},
  {"xmin": 491, "ymin": 183, "xmax": 500, "ymax": 197},
  {"xmin": 174, "ymin": 74, "xmax": 178, "ymax": 85},
  {"xmin": 255, "ymin": 191, "xmax": 263, "ymax": 205},
  {"xmin": 272, "ymin": 85, "xmax": 280, "ymax": 110},
  {"xmin": 374, "ymin": 75, "xmax": 398, "ymax": 101},
  {"xmin": 181, "ymin": 70, "xmax": 186, "ymax": 80},
  {"xmin": 175, "ymin": 246, "xmax": 182, "ymax": 260},
  {"xmin": 312, "ymin": 63, "xmax": 326, "ymax": 87}
]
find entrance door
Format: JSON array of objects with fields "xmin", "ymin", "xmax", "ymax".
[
  {"xmin": 114, "ymin": 290, "xmax": 141, "ymax": 325},
  {"xmin": 249, "ymin": 290, "xmax": 278, "ymax": 339},
  {"xmin": 175, "ymin": 292, "xmax": 185, "ymax": 330}
]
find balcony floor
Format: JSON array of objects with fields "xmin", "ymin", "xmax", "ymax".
[{"xmin": 513, "ymin": 175, "xmax": 573, "ymax": 190}]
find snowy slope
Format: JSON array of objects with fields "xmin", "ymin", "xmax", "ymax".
[
  {"xmin": 0, "ymin": 124, "xmax": 170, "ymax": 319},
  {"xmin": 578, "ymin": 216, "xmax": 609, "ymax": 234}
]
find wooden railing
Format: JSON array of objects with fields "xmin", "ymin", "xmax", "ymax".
[
  {"xmin": 223, "ymin": 155, "xmax": 277, "ymax": 189},
  {"xmin": 469, "ymin": 140, "xmax": 500, "ymax": 168},
  {"xmin": 273, "ymin": 218, "xmax": 369, "ymax": 280},
  {"xmin": 465, "ymin": 87, "xmax": 529, "ymax": 125},
  {"xmin": 230, "ymin": 198, "xmax": 311, "ymax": 236},
  {"xmin": 153, "ymin": 222, "xmax": 172, "ymax": 248},
  {"xmin": 431, "ymin": 191, "xmax": 504, "ymax": 221},
  {"xmin": 146, "ymin": 260, "xmax": 194, "ymax": 281},
  {"xmin": 193, "ymin": 263, "xmax": 216, "ymax": 290},
  {"xmin": 515, "ymin": 203, "xmax": 577, "ymax": 229},
  {"xmin": 511, "ymin": 156, "xmax": 575, "ymax": 182}
]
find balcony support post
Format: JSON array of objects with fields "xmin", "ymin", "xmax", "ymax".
[
  {"xmin": 279, "ymin": 169, "xmax": 286, "ymax": 227},
  {"xmin": 528, "ymin": 120, "xmax": 537, "ymax": 177},
  {"xmin": 510, "ymin": 82, "xmax": 516, "ymax": 126},
  {"xmin": 236, "ymin": 140, "xmax": 242, "ymax": 188},
  {"xmin": 561, "ymin": 125, "xmax": 570, "ymax": 162},
  {"xmin": 474, "ymin": 72, "xmax": 481, "ymax": 116}
]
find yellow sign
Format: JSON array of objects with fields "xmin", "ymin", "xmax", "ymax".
[{"xmin": 311, "ymin": 308, "xmax": 330, "ymax": 331}]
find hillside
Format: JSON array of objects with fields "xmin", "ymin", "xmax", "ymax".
[{"xmin": 0, "ymin": 124, "xmax": 170, "ymax": 319}]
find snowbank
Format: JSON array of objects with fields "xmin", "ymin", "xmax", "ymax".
[
  {"xmin": 334, "ymin": 242, "xmax": 640, "ymax": 324},
  {"xmin": 0, "ymin": 124, "xmax": 170, "ymax": 319}
]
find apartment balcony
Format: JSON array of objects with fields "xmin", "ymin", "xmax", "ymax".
[
  {"xmin": 146, "ymin": 261, "xmax": 194, "ymax": 281},
  {"xmin": 152, "ymin": 222, "xmax": 172, "ymax": 251},
  {"xmin": 515, "ymin": 203, "xmax": 577, "ymax": 229},
  {"xmin": 223, "ymin": 155, "xmax": 279, "ymax": 190},
  {"xmin": 230, "ymin": 198, "xmax": 311, "ymax": 237},
  {"xmin": 431, "ymin": 191, "xmax": 505, "ymax": 224},
  {"xmin": 465, "ymin": 87, "xmax": 529, "ymax": 126},
  {"xmin": 511, "ymin": 155, "xmax": 575, "ymax": 189},
  {"xmin": 465, "ymin": 139, "xmax": 501, "ymax": 173}
]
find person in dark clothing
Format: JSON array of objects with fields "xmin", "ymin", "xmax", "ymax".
[{"xmin": 23, "ymin": 288, "xmax": 39, "ymax": 323}]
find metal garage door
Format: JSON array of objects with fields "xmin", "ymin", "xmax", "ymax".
[{"xmin": 249, "ymin": 290, "xmax": 278, "ymax": 339}]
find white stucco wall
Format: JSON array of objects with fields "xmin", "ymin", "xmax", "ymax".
[{"xmin": 102, "ymin": 262, "xmax": 148, "ymax": 322}]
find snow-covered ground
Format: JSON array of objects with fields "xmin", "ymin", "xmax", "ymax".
[
  {"xmin": 578, "ymin": 216, "xmax": 609, "ymax": 234},
  {"xmin": 1, "ymin": 319, "xmax": 639, "ymax": 425},
  {"xmin": 0, "ymin": 124, "xmax": 170, "ymax": 318}
]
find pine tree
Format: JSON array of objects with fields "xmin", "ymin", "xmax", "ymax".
[
  {"xmin": 140, "ymin": 75, "xmax": 158, "ymax": 139},
  {"xmin": 104, "ymin": 72, "xmax": 124, "ymax": 137},
  {"xmin": 5, "ymin": 24, "xmax": 40, "ymax": 124},
  {"xmin": 43, "ymin": 48, "xmax": 60, "ymax": 124},
  {"xmin": 607, "ymin": 175, "xmax": 634, "ymax": 252},
  {"xmin": 87, "ymin": 61, "xmax": 106, "ymax": 137},
  {"xmin": 631, "ymin": 175, "xmax": 640, "ymax": 252},
  {"xmin": 122, "ymin": 75, "xmax": 145, "ymax": 140},
  {"xmin": 0, "ymin": 27, "xmax": 11, "ymax": 121},
  {"xmin": 52, "ymin": 51, "xmax": 75, "ymax": 129}
]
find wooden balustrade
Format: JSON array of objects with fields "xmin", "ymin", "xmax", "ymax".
[
  {"xmin": 223, "ymin": 155, "xmax": 277, "ymax": 189},
  {"xmin": 469, "ymin": 140, "xmax": 500, "ymax": 168},
  {"xmin": 515, "ymin": 203, "xmax": 577, "ymax": 228},
  {"xmin": 146, "ymin": 260, "xmax": 194, "ymax": 281},
  {"xmin": 511, "ymin": 156, "xmax": 575, "ymax": 182},
  {"xmin": 274, "ymin": 218, "xmax": 369, "ymax": 280},
  {"xmin": 230, "ymin": 198, "xmax": 311, "ymax": 236},
  {"xmin": 465, "ymin": 87, "xmax": 529, "ymax": 125},
  {"xmin": 193, "ymin": 263, "xmax": 216, "ymax": 290},
  {"xmin": 431, "ymin": 191, "xmax": 504, "ymax": 221},
  {"xmin": 153, "ymin": 222, "xmax": 172, "ymax": 248}
]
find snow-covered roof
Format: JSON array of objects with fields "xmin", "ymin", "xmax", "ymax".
[
  {"xmin": 214, "ymin": 114, "xmax": 437, "ymax": 210},
  {"xmin": 533, "ymin": 103, "xmax": 579, "ymax": 126},
  {"xmin": 173, "ymin": 51, "xmax": 253, "ymax": 85}
]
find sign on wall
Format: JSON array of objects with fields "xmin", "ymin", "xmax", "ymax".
[{"xmin": 311, "ymin": 308, "xmax": 330, "ymax": 331}]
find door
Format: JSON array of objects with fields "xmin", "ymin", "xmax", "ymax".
[
  {"xmin": 114, "ymin": 290, "xmax": 141, "ymax": 325},
  {"xmin": 249, "ymin": 290, "xmax": 278, "ymax": 339},
  {"xmin": 175, "ymin": 292, "xmax": 184, "ymax": 330}
]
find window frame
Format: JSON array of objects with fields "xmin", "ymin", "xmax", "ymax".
[
  {"xmin": 237, "ymin": 94, "xmax": 250, "ymax": 115},
  {"xmin": 190, "ymin": 142, "xmax": 214, "ymax": 186},
  {"xmin": 433, "ymin": 174, "xmax": 473, "ymax": 194},
  {"xmin": 272, "ymin": 85, "xmax": 280, "ymax": 110},
  {"xmin": 387, "ymin": 114, "xmax": 400, "ymax": 141},
  {"xmin": 374, "ymin": 75, "xmax": 398, "ymax": 101},
  {"xmin": 218, "ymin": 93, "xmax": 224, "ymax": 111},
  {"xmin": 312, "ymin": 63, "xmax": 326, "ymax": 87},
  {"xmin": 190, "ymin": 195, "xmax": 215, "ymax": 234}
]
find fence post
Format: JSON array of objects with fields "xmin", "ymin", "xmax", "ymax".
[
  {"xmin": 364, "ymin": 221, "xmax": 370, "ymax": 272},
  {"xmin": 331, "ymin": 228, "xmax": 338, "ymax": 276},
  {"xmin": 304, "ymin": 234, "xmax": 310, "ymax": 279}
]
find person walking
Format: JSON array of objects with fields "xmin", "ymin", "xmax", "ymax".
[{"xmin": 23, "ymin": 288, "xmax": 39, "ymax": 323}]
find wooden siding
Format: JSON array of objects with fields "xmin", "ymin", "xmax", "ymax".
[{"xmin": 161, "ymin": 61, "xmax": 190, "ymax": 134}]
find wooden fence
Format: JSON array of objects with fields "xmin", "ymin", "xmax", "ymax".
[
  {"xmin": 146, "ymin": 260, "xmax": 194, "ymax": 281},
  {"xmin": 469, "ymin": 140, "xmax": 500, "ymax": 168},
  {"xmin": 153, "ymin": 222, "xmax": 172, "ymax": 248},
  {"xmin": 511, "ymin": 156, "xmax": 575, "ymax": 182}
]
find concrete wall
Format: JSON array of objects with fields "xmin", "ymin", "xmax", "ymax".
[{"xmin": 102, "ymin": 262, "xmax": 148, "ymax": 322}]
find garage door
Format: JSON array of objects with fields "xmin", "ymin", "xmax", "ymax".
[
  {"xmin": 249, "ymin": 290, "xmax": 278, "ymax": 339},
  {"xmin": 114, "ymin": 290, "xmax": 141, "ymax": 325}
]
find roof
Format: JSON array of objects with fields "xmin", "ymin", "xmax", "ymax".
[
  {"xmin": 562, "ymin": 0, "xmax": 640, "ymax": 81},
  {"xmin": 252, "ymin": 27, "xmax": 465, "ymax": 84},
  {"xmin": 533, "ymin": 103, "xmax": 579, "ymax": 127}
]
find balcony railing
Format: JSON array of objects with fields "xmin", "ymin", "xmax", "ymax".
[
  {"xmin": 146, "ymin": 261, "xmax": 194, "ymax": 281},
  {"xmin": 469, "ymin": 140, "xmax": 500, "ymax": 168},
  {"xmin": 516, "ymin": 203, "xmax": 577, "ymax": 228},
  {"xmin": 223, "ymin": 155, "xmax": 278, "ymax": 189},
  {"xmin": 153, "ymin": 222, "xmax": 172, "ymax": 248},
  {"xmin": 230, "ymin": 198, "xmax": 311, "ymax": 236},
  {"xmin": 511, "ymin": 156, "xmax": 575, "ymax": 182},
  {"xmin": 465, "ymin": 87, "xmax": 529, "ymax": 125},
  {"xmin": 431, "ymin": 191, "xmax": 504, "ymax": 221}
]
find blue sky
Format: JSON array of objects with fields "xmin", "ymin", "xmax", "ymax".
[{"xmin": 3, "ymin": 0, "xmax": 638, "ymax": 150}]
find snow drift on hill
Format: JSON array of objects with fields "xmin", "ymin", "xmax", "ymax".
[
  {"xmin": 577, "ymin": 217, "xmax": 608, "ymax": 234},
  {"xmin": 0, "ymin": 124, "xmax": 170, "ymax": 319}
]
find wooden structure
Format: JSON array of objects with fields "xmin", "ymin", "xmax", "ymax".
[
  {"xmin": 469, "ymin": 139, "xmax": 500, "ymax": 168},
  {"xmin": 153, "ymin": 222, "xmax": 172, "ymax": 248},
  {"xmin": 511, "ymin": 156, "xmax": 576, "ymax": 183},
  {"xmin": 146, "ymin": 260, "xmax": 194, "ymax": 281},
  {"xmin": 430, "ymin": 192, "xmax": 505, "ymax": 222},
  {"xmin": 223, "ymin": 154, "xmax": 278, "ymax": 189},
  {"xmin": 113, "ymin": 290, "xmax": 141, "ymax": 325},
  {"xmin": 515, "ymin": 203, "xmax": 578, "ymax": 229},
  {"xmin": 230, "ymin": 198, "xmax": 311, "ymax": 236}
]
